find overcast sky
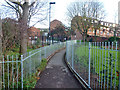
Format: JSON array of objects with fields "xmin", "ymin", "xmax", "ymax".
[
  {"xmin": 0, "ymin": 0, "xmax": 120, "ymax": 28},
  {"xmin": 37, "ymin": 0, "xmax": 119, "ymax": 28}
]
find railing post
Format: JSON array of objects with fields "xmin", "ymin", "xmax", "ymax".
[
  {"xmin": 44, "ymin": 47, "xmax": 46, "ymax": 58},
  {"xmin": 66, "ymin": 41, "xmax": 68, "ymax": 61},
  {"xmin": 114, "ymin": 42, "xmax": 117, "ymax": 88},
  {"xmin": 3, "ymin": 56, "xmax": 5, "ymax": 88},
  {"xmin": 29, "ymin": 52, "xmax": 31, "ymax": 80},
  {"xmin": 80, "ymin": 40, "xmax": 81, "ymax": 45},
  {"xmin": 7, "ymin": 55, "xmax": 9, "ymax": 89},
  {"xmin": 12, "ymin": 55, "xmax": 14, "ymax": 88},
  {"xmin": 40, "ymin": 48, "xmax": 41, "ymax": 62},
  {"xmin": 16, "ymin": 55, "xmax": 18, "ymax": 88},
  {"xmin": 88, "ymin": 42, "xmax": 91, "ymax": 87},
  {"xmin": 72, "ymin": 43, "xmax": 74, "ymax": 69},
  {"xmin": 119, "ymin": 41, "xmax": 120, "ymax": 90},
  {"xmin": 21, "ymin": 55, "xmax": 23, "ymax": 89}
]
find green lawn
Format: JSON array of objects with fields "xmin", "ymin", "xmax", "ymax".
[{"xmin": 75, "ymin": 44, "xmax": 119, "ymax": 88}]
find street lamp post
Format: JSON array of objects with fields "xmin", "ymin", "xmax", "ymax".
[{"xmin": 49, "ymin": 2, "xmax": 55, "ymax": 44}]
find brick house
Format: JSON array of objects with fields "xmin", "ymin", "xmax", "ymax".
[
  {"xmin": 50, "ymin": 19, "xmax": 62, "ymax": 31},
  {"xmin": 28, "ymin": 26, "xmax": 49, "ymax": 45},
  {"xmin": 71, "ymin": 16, "xmax": 120, "ymax": 41},
  {"xmin": 28, "ymin": 26, "xmax": 41, "ymax": 44},
  {"xmin": 50, "ymin": 19, "xmax": 69, "ymax": 41}
]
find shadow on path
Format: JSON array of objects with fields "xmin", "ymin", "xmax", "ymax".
[{"xmin": 35, "ymin": 49, "xmax": 82, "ymax": 88}]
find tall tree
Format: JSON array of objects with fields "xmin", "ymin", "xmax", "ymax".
[
  {"xmin": 0, "ymin": 17, "xmax": 2, "ymax": 90},
  {"xmin": 2, "ymin": 18, "xmax": 20, "ymax": 55},
  {"xmin": 71, "ymin": 15, "xmax": 92, "ymax": 42},
  {"xmin": 90, "ymin": 0, "xmax": 106, "ymax": 41},
  {"xmin": 0, "ymin": 18, "xmax": 2, "ymax": 56},
  {"xmin": 3, "ymin": 0, "xmax": 47, "ymax": 54},
  {"xmin": 67, "ymin": 0, "xmax": 105, "ymax": 41},
  {"xmin": 51, "ymin": 24, "xmax": 67, "ymax": 42}
]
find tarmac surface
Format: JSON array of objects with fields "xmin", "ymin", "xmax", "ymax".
[{"xmin": 35, "ymin": 49, "xmax": 83, "ymax": 88}]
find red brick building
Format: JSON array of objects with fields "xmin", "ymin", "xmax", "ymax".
[
  {"xmin": 50, "ymin": 19, "xmax": 63, "ymax": 31},
  {"xmin": 71, "ymin": 16, "xmax": 120, "ymax": 41},
  {"xmin": 28, "ymin": 27, "xmax": 47, "ymax": 45},
  {"xmin": 50, "ymin": 19, "xmax": 70, "ymax": 41},
  {"xmin": 28, "ymin": 26, "xmax": 41, "ymax": 44}
]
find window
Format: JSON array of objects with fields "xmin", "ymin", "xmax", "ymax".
[
  {"xmin": 101, "ymin": 22, "xmax": 103, "ymax": 25},
  {"xmin": 100, "ymin": 27, "xmax": 103, "ymax": 29},
  {"xmin": 33, "ymin": 31, "xmax": 35, "ymax": 35},
  {"xmin": 97, "ymin": 30, "xmax": 99, "ymax": 33},
  {"xmin": 107, "ymin": 28, "xmax": 109, "ymax": 30},
  {"xmin": 103, "ymin": 27, "xmax": 106, "ymax": 29},
  {"xmin": 110, "ymin": 24, "xmax": 112, "ymax": 26},
  {"xmin": 119, "ymin": 33, "xmax": 120, "ymax": 36},
  {"xmin": 89, "ymin": 29, "xmax": 91, "ymax": 32},
  {"xmin": 34, "ymin": 36, "xmax": 37, "ymax": 39},
  {"xmin": 29, "ymin": 37, "xmax": 31, "ymax": 39}
]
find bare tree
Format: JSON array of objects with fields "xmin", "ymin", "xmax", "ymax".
[
  {"xmin": 2, "ymin": 0, "xmax": 47, "ymax": 54},
  {"xmin": 67, "ymin": 0, "xmax": 105, "ymax": 41},
  {"xmin": 51, "ymin": 24, "xmax": 67, "ymax": 42},
  {"xmin": 0, "ymin": 17, "xmax": 2, "ymax": 90},
  {"xmin": 2, "ymin": 18, "xmax": 21, "ymax": 56},
  {"xmin": 71, "ymin": 15, "xmax": 92, "ymax": 42},
  {"xmin": 0, "ymin": 18, "xmax": 2, "ymax": 56},
  {"xmin": 90, "ymin": 0, "xmax": 106, "ymax": 41}
]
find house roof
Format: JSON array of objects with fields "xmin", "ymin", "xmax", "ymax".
[
  {"xmin": 28, "ymin": 26, "xmax": 41, "ymax": 36},
  {"xmin": 50, "ymin": 19, "xmax": 62, "ymax": 31}
]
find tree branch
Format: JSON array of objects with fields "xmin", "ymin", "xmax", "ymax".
[
  {"xmin": 29, "ymin": 1, "xmax": 36, "ymax": 7},
  {"xmin": 5, "ymin": 0, "xmax": 22, "ymax": 18},
  {"xmin": 8, "ymin": 0, "xmax": 23, "ymax": 9}
]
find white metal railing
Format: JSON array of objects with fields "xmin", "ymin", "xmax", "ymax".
[
  {"xmin": 66, "ymin": 40, "xmax": 119, "ymax": 89},
  {"xmin": 0, "ymin": 42, "xmax": 66, "ymax": 88}
]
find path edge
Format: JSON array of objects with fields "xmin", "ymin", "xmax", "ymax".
[
  {"xmin": 64, "ymin": 52, "xmax": 92, "ymax": 90},
  {"xmin": 36, "ymin": 47, "xmax": 66, "ymax": 78}
]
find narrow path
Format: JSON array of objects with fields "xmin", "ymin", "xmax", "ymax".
[{"xmin": 35, "ymin": 49, "xmax": 82, "ymax": 88}]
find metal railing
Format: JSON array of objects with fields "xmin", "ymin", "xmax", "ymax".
[
  {"xmin": 0, "ymin": 42, "xmax": 66, "ymax": 88},
  {"xmin": 66, "ymin": 40, "xmax": 120, "ymax": 89}
]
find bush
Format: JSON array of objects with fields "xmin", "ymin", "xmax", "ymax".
[
  {"xmin": 38, "ymin": 58, "xmax": 47, "ymax": 71},
  {"xmin": 36, "ymin": 38, "xmax": 41, "ymax": 45},
  {"xmin": 32, "ymin": 45, "xmax": 37, "ymax": 49},
  {"xmin": 89, "ymin": 38, "xmax": 93, "ymax": 42},
  {"xmin": 108, "ymin": 37, "xmax": 119, "ymax": 42}
]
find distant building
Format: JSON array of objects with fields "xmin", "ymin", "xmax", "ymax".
[
  {"xmin": 50, "ymin": 19, "xmax": 63, "ymax": 31},
  {"xmin": 71, "ymin": 16, "xmax": 120, "ymax": 41},
  {"xmin": 28, "ymin": 27, "xmax": 47, "ymax": 44},
  {"xmin": 50, "ymin": 19, "xmax": 70, "ymax": 41},
  {"xmin": 28, "ymin": 26, "xmax": 41, "ymax": 44},
  {"xmin": 38, "ymin": 28, "xmax": 49, "ymax": 32}
]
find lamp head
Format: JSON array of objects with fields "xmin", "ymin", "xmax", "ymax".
[{"xmin": 50, "ymin": 2, "xmax": 55, "ymax": 4}]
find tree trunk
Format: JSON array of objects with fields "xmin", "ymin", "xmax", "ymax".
[
  {"xmin": 83, "ymin": 32, "xmax": 85, "ymax": 42},
  {"xmin": 0, "ymin": 18, "xmax": 3, "ymax": 89},
  {"xmin": 95, "ymin": 29, "xmax": 97, "ymax": 42},
  {"xmin": 19, "ymin": 3, "xmax": 29, "ymax": 55}
]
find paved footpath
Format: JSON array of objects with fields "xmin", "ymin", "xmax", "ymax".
[{"xmin": 35, "ymin": 49, "xmax": 83, "ymax": 88}]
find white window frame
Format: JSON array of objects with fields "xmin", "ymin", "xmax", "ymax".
[{"xmin": 97, "ymin": 30, "xmax": 99, "ymax": 33}]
